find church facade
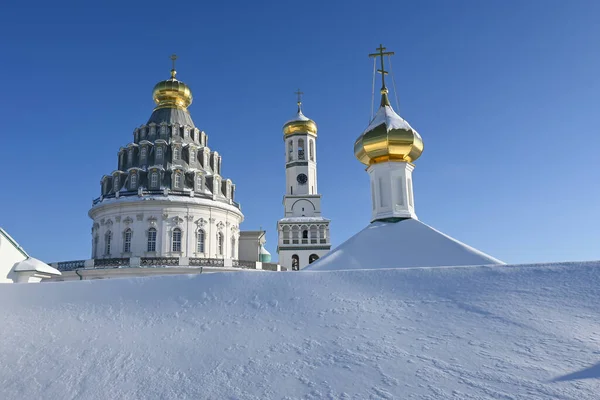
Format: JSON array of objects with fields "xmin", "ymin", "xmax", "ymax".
[
  {"xmin": 89, "ymin": 59, "xmax": 243, "ymax": 261},
  {"xmin": 277, "ymin": 96, "xmax": 331, "ymax": 270}
]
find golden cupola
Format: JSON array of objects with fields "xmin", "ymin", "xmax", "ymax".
[
  {"xmin": 354, "ymin": 46, "xmax": 423, "ymax": 166},
  {"xmin": 152, "ymin": 55, "xmax": 193, "ymax": 111},
  {"xmin": 283, "ymin": 98, "xmax": 317, "ymax": 136}
]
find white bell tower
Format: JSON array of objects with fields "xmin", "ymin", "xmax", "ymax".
[{"xmin": 277, "ymin": 91, "xmax": 331, "ymax": 270}]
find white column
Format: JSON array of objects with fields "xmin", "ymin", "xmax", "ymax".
[{"xmin": 367, "ymin": 161, "xmax": 417, "ymax": 221}]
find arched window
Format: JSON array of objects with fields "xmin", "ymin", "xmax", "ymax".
[
  {"xmin": 130, "ymin": 173, "xmax": 137, "ymax": 189},
  {"xmin": 310, "ymin": 225, "xmax": 318, "ymax": 243},
  {"xmin": 172, "ymin": 228, "xmax": 182, "ymax": 252},
  {"xmin": 140, "ymin": 146, "xmax": 147, "ymax": 162},
  {"xmin": 174, "ymin": 172, "xmax": 182, "ymax": 189},
  {"xmin": 231, "ymin": 236, "xmax": 236, "ymax": 259},
  {"xmin": 217, "ymin": 232, "xmax": 224, "ymax": 256},
  {"xmin": 291, "ymin": 226, "xmax": 299, "ymax": 244},
  {"xmin": 113, "ymin": 176, "xmax": 120, "ymax": 191},
  {"xmin": 147, "ymin": 228, "xmax": 157, "ymax": 252},
  {"xmin": 150, "ymin": 172, "xmax": 158, "ymax": 188},
  {"xmin": 189, "ymin": 149, "xmax": 195, "ymax": 163},
  {"xmin": 298, "ymin": 139, "xmax": 305, "ymax": 160},
  {"xmin": 309, "ymin": 140, "xmax": 314, "ymax": 161},
  {"xmin": 196, "ymin": 175, "xmax": 202, "ymax": 191},
  {"xmin": 288, "ymin": 140, "xmax": 293, "ymax": 161},
  {"xmin": 123, "ymin": 228, "xmax": 132, "ymax": 253},
  {"xmin": 105, "ymin": 230, "xmax": 112, "ymax": 255},
  {"xmin": 291, "ymin": 254, "xmax": 299, "ymax": 271},
  {"xmin": 302, "ymin": 230, "xmax": 308, "ymax": 239},
  {"xmin": 128, "ymin": 148, "xmax": 134, "ymax": 166},
  {"xmin": 309, "ymin": 254, "xmax": 319, "ymax": 264},
  {"xmin": 197, "ymin": 229, "xmax": 205, "ymax": 253},
  {"xmin": 156, "ymin": 146, "xmax": 163, "ymax": 161}
]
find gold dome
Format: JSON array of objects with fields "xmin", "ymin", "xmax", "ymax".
[
  {"xmin": 152, "ymin": 68, "xmax": 193, "ymax": 111},
  {"xmin": 283, "ymin": 103, "xmax": 317, "ymax": 136},
  {"xmin": 354, "ymin": 89, "xmax": 424, "ymax": 166}
]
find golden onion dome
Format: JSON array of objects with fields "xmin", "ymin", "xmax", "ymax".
[
  {"xmin": 152, "ymin": 67, "xmax": 193, "ymax": 111},
  {"xmin": 354, "ymin": 89, "xmax": 424, "ymax": 166},
  {"xmin": 283, "ymin": 103, "xmax": 317, "ymax": 136}
]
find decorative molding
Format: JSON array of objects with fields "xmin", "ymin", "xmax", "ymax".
[
  {"xmin": 123, "ymin": 216, "xmax": 133, "ymax": 225},
  {"xmin": 162, "ymin": 213, "xmax": 169, "ymax": 221},
  {"xmin": 216, "ymin": 221, "xmax": 224, "ymax": 231},
  {"xmin": 136, "ymin": 214, "xmax": 144, "ymax": 221},
  {"xmin": 196, "ymin": 218, "xmax": 206, "ymax": 227},
  {"xmin": 209, "ymin": 218, "xmax": 216, "ymax": 224},
  {"xmin": 185, "ymin": 215, "xmax": 194, "ymax": 221},
  {"xmin": 173, "ymin": 216, "xmax": 184, "ymax": 224},
  {"xmin": 115, "ymin": 216, "xmax": 121, "ymax": 222},
  {"xmin": 105, "ymin": 219, "xmax": 113, "ymax": 226}
]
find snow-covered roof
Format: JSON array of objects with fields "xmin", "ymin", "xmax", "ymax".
[
  {"xmin": 284, "ymin": 110, "xmax": 311, "ymax": 125},
  {"xmin": 306, "ymin": 218, "xmax": 502, "ymax": 271},
  {"xmin": 0, "ymin": 262, "xmax": 598, "ymax": 398},
  {"xmin": 364, "ymin": 105, "xmax": 414, "ymax": 134},
  {"xmin": 278, "ymin": 216, "xmax": 329, "ymax": 223},
  {"xmin": 13, "ymin": 257, "xmax": 61, "ymax": 276}
]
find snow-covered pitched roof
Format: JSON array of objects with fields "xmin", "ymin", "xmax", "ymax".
[
  {"xmin": 364, "ymin": 105, "xmax": 414, "ymax": 134},
  {"xmin": 306, "ymin": 218, "xmax": 502, "ymax": 271},
  {"xmin": 13, "ymin": 257, "xmax": 61, "ymax": 276}
]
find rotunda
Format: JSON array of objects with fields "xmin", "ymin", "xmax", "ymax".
[{"xmin": 89, "ymin": 58, "xmax": 243, "ymax": 260}]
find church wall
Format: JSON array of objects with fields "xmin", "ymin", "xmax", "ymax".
[
  {"xmin": 90, "ymin": 199, "xmax": 242, "ymax": 260},
  {"xmin": 0, "ymin": 228, "xmax": 28, "ymax": 283}
]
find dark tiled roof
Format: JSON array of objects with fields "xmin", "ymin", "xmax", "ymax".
[{"xmin": 147, "ymin": 108, "xmax": 195, "ymax": 127}]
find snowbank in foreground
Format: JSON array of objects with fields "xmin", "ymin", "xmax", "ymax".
[{"xmin": 1, "ymin": 262, "xmax": 600, "ymax": 399}]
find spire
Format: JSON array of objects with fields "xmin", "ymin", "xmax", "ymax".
[
  {"xmin": 170, "ymin": 54, "xmax": 177, "ymax": 80},
  {"xmin": 368, "ymin": 44, "xmax": 395, "ymax": 108},
  {"xmin": 295, "ymin": 88, "xmax": 304, "ymax": 113}
]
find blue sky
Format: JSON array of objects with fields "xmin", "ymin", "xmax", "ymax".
[{"xmin": 1, "ymin": 0, "xmax": 599, "ymax": 264}]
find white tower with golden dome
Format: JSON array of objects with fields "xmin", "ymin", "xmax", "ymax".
[
  {"xmin": 277, "ymin": 91, "xmax": 331, "ymax": 270},
  {"xmin": 355, "ymin": 46, "xmax": 424, "ymax": 222}
]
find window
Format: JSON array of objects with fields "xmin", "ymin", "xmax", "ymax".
[
  {"xmin": 123, "ymin": 229, "xmax": 132, "ymax": 253},
  {"xmin": 150, "ymin": 172, "xmax": 158, "ymax": 188},
  {"xmin": 197, "ymin": 229, "xmax": 205, "ymax": 253},
  {"xmin": 172, "ymin": 228, "xmax": 182, "ymax": 252},
  {"xmin": 196, "ymin": 175, "xmax": 202, "ymax": 190},
  {"xmin": 113, "ymin": 176, "xmax": 120, "ymax": 191},
  {"xmin": 156, "ymin": 146, "xmax": 163, "ymax": 161},
  {"xmin": 298, "ymin": 139, "xmax": 305, "ymax": 160},
  {"xmin": 309, "ymin": 254, "xmax": 319, "ymax": 264},
  {"xmin": 161, "ymin": 125, "xmax": 166, "ymax": 136},
  {"xmin": 147, "ymin": 228, "xmax": 157, "ymax": 252},
  {"xmin": 105, "ymin": 230, "xmax": 112, "ymax": 255},
  {"xmin": 189, "ymin": 149, "xmax": 195, "ymax": 163},
  {"xmin": 217, "ymin": 232, "xmax": 224, "ymax": 256},
  {"xmin": 130, "ymin": 173, "xmax": 137, "ymax": 189},
  {"xmin": 172, "ymin": 125, "xmax": 178, "ymax": 136},
  {"xmin": 173, "ymin": 147, "xmax": 180, "ymax": 161},
  {"xmin": 302, "ymin": 230, "xmax": 308, "ymax": 239},
  {"xmin": 231, "ymin": 236, "xmax": 236, "ymax": 258},
  {"xmin": 174, "ymin": 172, "xmax": 182, "ymax": 188},
  {"xmin": 292, "ymin": 254, "xmax": 299, "ymax": 271},
  {"xmin": 140, "ymin": 146, "xmax": 147, "ymax": 162},
  {"xmin": 309, "ymin": 140, "xmax": 314, "ymax": 161},
  {"xmin": 128, "ymin": 149, "xmax": 134, "ymax": 166},
  {"xmin": 288, "ymin": 140, "xmax": 293, "ymax": 161}
]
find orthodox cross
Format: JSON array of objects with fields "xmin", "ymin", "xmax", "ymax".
[
  {"xmin": 170, "ymin": 54, "xmax": 178, "ymax": 78},
  {"xmin": 368, "ymin": 44, "xmax": 394, "ymax": 89},
  {"xmin": 295, "ymin": 88, "xmax": 304, "ymax": 112}
]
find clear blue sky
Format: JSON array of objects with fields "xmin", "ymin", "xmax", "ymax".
[{"xmin": 1, "ymin": 0, "xmax": 599, "ymax": 264}]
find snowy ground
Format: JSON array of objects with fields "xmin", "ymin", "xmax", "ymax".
[{"xmin": 1, "ymin": 262, "xmax": 599, "ymax": 399}]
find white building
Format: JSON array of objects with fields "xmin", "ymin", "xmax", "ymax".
[
  {"xmin": 307, "ymin": 45, "xmax": 502, "ymax": 271},
  {"xmin": 0, "ymin": 227, "xmax": 60, "ymax": 283},
  {"xmin": 277, "ymin": 96, "xmax": 331, "ymax": 270}
]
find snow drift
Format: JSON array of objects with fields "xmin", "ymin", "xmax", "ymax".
[{"xmin": 1, "ymin": 262, "xmax": 599, "ymax": 399}]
